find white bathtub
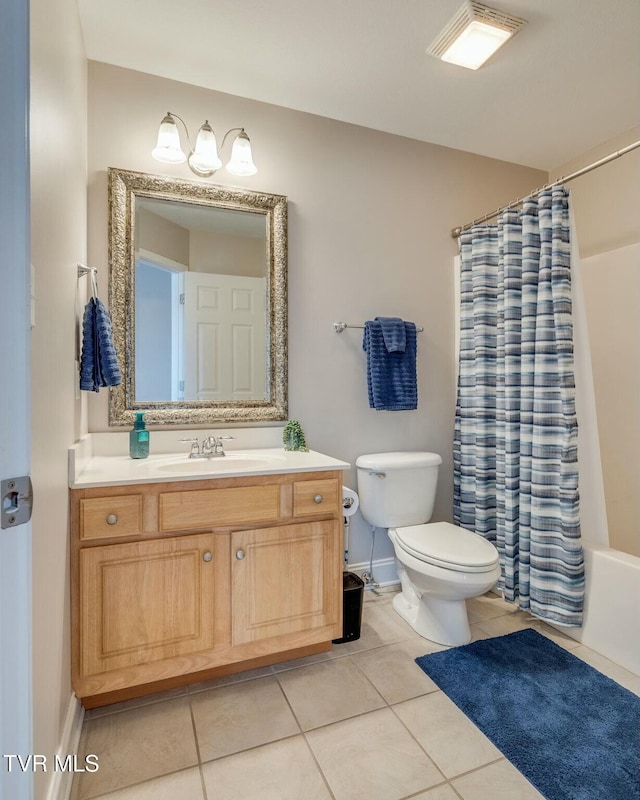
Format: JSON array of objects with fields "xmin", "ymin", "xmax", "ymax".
[{"xmin": 556, "ymin": 545, "xmax": 640, "ymax": 675}]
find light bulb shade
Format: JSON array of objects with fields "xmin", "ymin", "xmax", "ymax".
[
  {"xmin": 226, "ymin": 131, "xmax": 257, "ymax": 176},
  {"xmin": 152, "ymin": 114, "xmax": 186, "ymax": 164},
  {"xmin": 440, "ymin": 20, "xmax": 511, "ymax": 69},
  {"xmin": 188, "ymin": 121, "xmax": 222, "ymax": 174},
  {"xmin": 426, "ymin": 2, "xmax": 526, "ymax": 70}
]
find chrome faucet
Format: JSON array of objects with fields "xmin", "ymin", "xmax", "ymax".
[{"xmin": 180, "ymin": 435, "xmax": 235, "ymax": 459}]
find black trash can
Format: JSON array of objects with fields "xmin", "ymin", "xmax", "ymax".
[{"xmin": 332, "ymin": 571, "xmax": 364, "ymax": 644}]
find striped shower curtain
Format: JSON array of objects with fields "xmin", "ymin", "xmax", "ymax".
[{"xmin": 453, "ymin": 187, "xmax": 584, "ymax": 626}]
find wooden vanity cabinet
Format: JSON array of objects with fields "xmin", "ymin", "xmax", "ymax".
[
  {"xmin": 232, "ymin": 521, "xmax": 340, "ymax": 645},
  {"xmin": 78, "ymin": 533, "xmax": 228, "ymax": 677},
  {"xmin": 70, "ymin": 471, "xmax": 343, "ymax": 707}
]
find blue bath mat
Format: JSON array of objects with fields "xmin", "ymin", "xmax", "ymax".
[{"xmin": 415, "ymin": 628, "xmax": 640, "ymax": 800}]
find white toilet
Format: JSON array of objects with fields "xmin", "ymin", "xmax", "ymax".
[{"xmin": 356, "ymin": 452, "xmax": 500, "ymax": 646}]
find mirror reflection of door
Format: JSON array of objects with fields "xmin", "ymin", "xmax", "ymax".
[
  {"xmin": 133, "ymin": 196, "xmax": 268, "ymax": 403},
  {"xmin": 183, "ymin": 272, "xmax": 266, "ymax": 401}
]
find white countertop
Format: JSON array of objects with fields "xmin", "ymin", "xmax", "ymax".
[{"xmin": 70, "ymin": 448, "xmax": 350, "ymax": 489}]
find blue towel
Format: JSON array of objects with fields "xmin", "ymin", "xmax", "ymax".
[
  {"xmin": 375, "ymin": 317, "xmax": 406, "ymax": 352},
  {"xmin": 80, "ymin": 297, "xmax": 122, "ymax": 392},
  {"xmin": 363, "ymin": 320, "xmax": 417, "ymax": 410}
]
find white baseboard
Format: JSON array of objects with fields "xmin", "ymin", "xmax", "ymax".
[
  {"xmin": 347, "ymin": 557, "xmax": 400, "ymax": 589},
  {"xmin": 45, "ymin": 694, "xmax": 84, "ymax": 800}
]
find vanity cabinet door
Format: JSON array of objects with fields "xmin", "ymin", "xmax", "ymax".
[
  {"xmin": 231, "ymin": 521, "xmax": 342, "ymax": 646},
  {"xmin": 79, "ymin": 533, "xmax": 226, "ymax": 677}
]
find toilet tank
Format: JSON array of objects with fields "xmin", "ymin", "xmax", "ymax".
[{"xmin": 356, "ymin": 452, "xmax": 442, "ymax": 528}]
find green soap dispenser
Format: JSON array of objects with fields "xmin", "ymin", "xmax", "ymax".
[{"xmin": 129, "ymin": 412, "xmax": 149, "ymax": 459}]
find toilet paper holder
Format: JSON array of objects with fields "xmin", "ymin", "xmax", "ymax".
[
  {"xmin": 341, "ymin": 487, "xmax": 359, "ymax": 518},
  {"xmin": 341, "ymin": 486, "xmax": 359, "ymax": 568}
]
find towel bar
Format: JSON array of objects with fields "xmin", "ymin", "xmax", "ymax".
[{"xmin": 333, "ymin": 321, "xmax": 424, "ymax": 333}]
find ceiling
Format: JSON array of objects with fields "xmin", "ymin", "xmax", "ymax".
[{"xmin": 77, "ymin": 0, "xmax": 639, "ymax": 171}]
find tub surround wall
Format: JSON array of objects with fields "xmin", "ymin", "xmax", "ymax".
[
  {"xmin": 30, "ymin": 0, "xmax": 88, "ymax": 797},
  {"xmin": 551, "ymin": 129, "xmax": 640, "ymax": 558},
  {"xmin": 579, "ymin": 244, "xmax": 640, "ymax": 557},
  {"xmin": 87, "ymin": 60, "xmax": 545, "ymax": 567},
  {"xmin": 545, "ymin": 130, "xmax": 640, "ymax": 668}
]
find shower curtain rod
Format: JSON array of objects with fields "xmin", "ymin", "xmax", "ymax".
[{"xmin": 451, "ymin": 139, "xmax": 640, "ymax": 239}]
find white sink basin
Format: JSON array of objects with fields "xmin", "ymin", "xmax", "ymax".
[
  {"xmin": 155, "ymin": 451, "xmax": 288, "ymax": 474},
  {"xmin": 70, "ymin": 446, "xmax": 351, "ymax": 488}
]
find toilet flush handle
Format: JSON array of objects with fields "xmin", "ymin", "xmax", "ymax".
[{"xmin": 368, "ymin": 471, "xmax": 386, "ymax": 479}]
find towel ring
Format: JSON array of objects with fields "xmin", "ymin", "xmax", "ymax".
[{"xmin": 77, "ymin": 263, "xmax": 99, "ymax": 298}]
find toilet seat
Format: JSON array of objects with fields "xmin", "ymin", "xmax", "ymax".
[{"xmin": 393, "ymin": 522, "xmax": 499, "ymax": 573}]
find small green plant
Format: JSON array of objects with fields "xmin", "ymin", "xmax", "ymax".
[{"xmin": 282, "ymin": 419, "xmax": 308, "ymax": 452}]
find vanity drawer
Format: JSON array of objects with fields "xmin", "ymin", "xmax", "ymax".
[
  {"xmin": 80, "ymin": 495, "xmax": 143, "ymax": 541},
  {"xmin": 293, "ymin": 478, "xmax": 340, "ymax": 517},
  {"xmin": 159, "ymin": 484, "xmax": 281, "ymax": 531}
]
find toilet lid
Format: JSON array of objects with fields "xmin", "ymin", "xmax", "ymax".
[{"xmin": 395, "ymin": 522, "xmax": 499, "ymax": 573}]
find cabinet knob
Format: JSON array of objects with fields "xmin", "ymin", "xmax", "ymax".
[
  {"xmin": 106, "ymin": 514, "xmax": 118, "ymax": 525},
  {"xmin": 314, "ymin": 494, "xmax": 324, "ymax": 504},
  {"xmin": 202, "ymin": 551, "xmax": 213, "ymax": 563},
  {"xmin": 236, "ymin": 550, "xmax": 245, "ymax": 560}
]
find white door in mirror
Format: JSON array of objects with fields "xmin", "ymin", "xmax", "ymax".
[{"xmin": 183, "ymin": 272, "xmax": 266, "ymax": 402}]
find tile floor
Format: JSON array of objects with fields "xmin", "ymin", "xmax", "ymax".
[{"xmin": 71, "ymin": 589, "xmax": 640, "ymax": 800}]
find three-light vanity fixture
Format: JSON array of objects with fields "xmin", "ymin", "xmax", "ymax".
[{"xmin": 151, "ymin": 112, "xmax": 257, "ymax": 177}]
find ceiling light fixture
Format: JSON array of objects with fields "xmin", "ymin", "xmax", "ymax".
[
  {"xmin": 427, "ymin": 1, "xmax": 526, "ymax": 70},
  {"xmin": 151, "ymin": 112, "xmax": 257, "ymax": 177}
]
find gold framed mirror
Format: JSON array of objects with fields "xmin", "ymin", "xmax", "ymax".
[{"xmin": 108, "ymin": 168, "xmax": 288, "ymax": 426}]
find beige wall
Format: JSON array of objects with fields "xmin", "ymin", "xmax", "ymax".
[
  {"xmin": 87, "ymin": 61, "xmax": 545, "ymax": 563},
  {"xmin": 30, "ymin": 0, "xmax": 87, "ymax": 795},
  {"xmin": 189, "ymin": 229, "xmax": 265, "ymax": 277},
  {"xmin": 552, "ymin": 130, "xmax": 640, "ymax": 557},
  {"xmin": 137, "ymin": 208, "xmax": 190, "ymax": 265},
  {"xmin": 137, "ymin": 212, "xmax": 264, "ymax": 274},
  {"xmin": 550, "ymin": 126, "xmax": 640, "ymax": 257}
]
